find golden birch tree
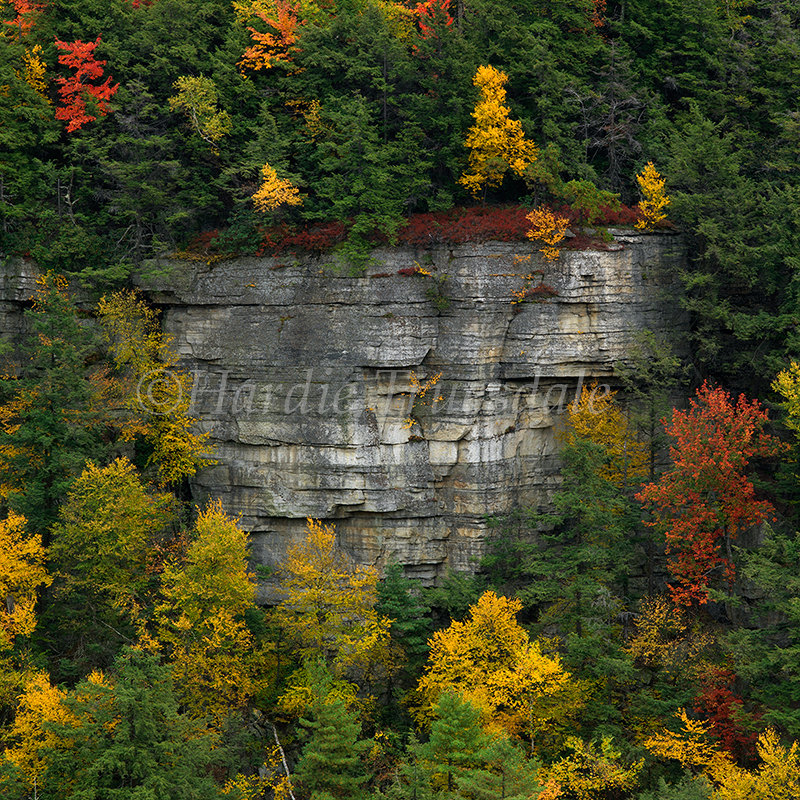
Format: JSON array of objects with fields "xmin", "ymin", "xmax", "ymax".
[
  {"xmin": 274, "ymin": 518, "xmax": 391, "ymax": 688},
  {"xmin": 168, "ymin": 75, "xmax": 232, "ymax": 153},
  {"xmin": 96, "ymin": 290, "xmax": 213, "ymax": 485},
  {"xmin": 252, "ymin": 162, "xmax": 303, "ymax": 212},
  {"xmin": 415, "ymin": 591, "xmax": 572, "ymax": 744},
  {"xmin": 565, "ymin": 383, "xmax": 649, "ymax": 490},
  {"xmin": 153, "ymin": 500, "xmax": 266, "ymax": 723},
  {"xmin": 459, "ymin": 65, "xmax": 538, "ymax": 199},
  {"xmin": 635, "ymin": 161, "xmax": 670, "ymax": 230}
]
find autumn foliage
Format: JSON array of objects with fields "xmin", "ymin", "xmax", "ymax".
[
  {"xmin": 54, "ymin": 36, "xmax": 118, "ymax": 132},
  {"xmin": 459, "ymin": 65, "xmax": 539, "ymax": 198},
  {"xmin": 1, "ymin": 0, "xmax": 44, "ymax": 38},
  {"xmin": 526, "ymin": 205, "xmax": 570, "ymax": 261},
  {"xmin": 636, "ymin": 383, "xmax": 783, "ymax": 606},
  {"xmin": 635, "ymin": 161, "xmax": 670, "ymax": 230},
  {"xmin": 414, "ymin": 0, "xmax": 454, "ymax": 41},
  {"xmin": 252, "ymin": 162, "xmax": 303, "ymax": 212},
  {"xmin": 416, "ymin": 591, "xmax": 571, "ymax": 739},
  {"xmin": 238, "ymin": 0, "xmax": 303, "ymax": 73}
]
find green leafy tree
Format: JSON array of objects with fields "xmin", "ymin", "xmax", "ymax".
[
  {"xmin": 49, "ymin": 458, "xmax": 173, "ymax": 622},
  {"xmin": 724, "ymin": 528, "xmax": 800, "ymax": 738},
  {"xmin": 169, "ymin": 74, "xmax": 232, "ymax": 152}
]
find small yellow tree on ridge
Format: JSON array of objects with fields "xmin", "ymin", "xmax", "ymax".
[{"xmin": 635, "ymin": 161, "xmax": 669, "ymax": 230}]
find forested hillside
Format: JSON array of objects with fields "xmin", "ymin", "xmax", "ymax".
[{"xmin": 4, "ymin": 0, "xmax": 800, "ymax": 797}]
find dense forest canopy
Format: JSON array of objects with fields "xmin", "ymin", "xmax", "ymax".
[{"xmin": 5, "ymin": 0, "xmax": 800, "ymax": 798}]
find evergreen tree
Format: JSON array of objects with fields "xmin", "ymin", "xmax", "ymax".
[
  {"xmin": 415, "ymin": 690, "xmax": 492, "ymax": 796},
  {"xmin": 0, "ymin": 274, "xmax": 112, "ymax": 544},
  {"xmin": 294, "ymin": 695, "xmax": 371, "ymax": 800},
  {"xmin": 517, "ymin": 437, "xmax": 638, "ymax": 637},
  {"xmin": 376, "ymin": 561, "xmax": 432, "ymax": 688},
  {"xmin": 5, "ymin": 649, "xmax": 223, "ymax": 800}
]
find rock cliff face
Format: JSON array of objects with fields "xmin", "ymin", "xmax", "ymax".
[{"xmin": 139, "ymin": 230, "xmax": 686, "ymax": 584}]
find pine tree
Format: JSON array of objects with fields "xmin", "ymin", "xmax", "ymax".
[
  {"xmin": 34, "ymin": 650, "xmax": 223, "ymax": 800},
  {"xmin": 518, "ymin": 437, "xmax": 638, "ymax": 637},
  {"xmin": 376, "ymin": 561, "xmax": 431, "ymax": 686},
  {"xmin": 294, "ymin": 695, "xmax": 370, "ymax": 800},
  {"xmin": 415, "ymin": 690, "xmax": 492, "ymax": 795},
  {"xmin": 0, "ymin": 274, "xmax": 112, "ymax": 544}
]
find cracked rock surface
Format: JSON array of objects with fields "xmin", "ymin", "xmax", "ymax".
[
  {"xmin": 144, "ymin": 231, "xmax": 687, "ymax": 586},
  {"xmin": 1, "ymin": 231, "xmax": 687, "ymax": 587}
]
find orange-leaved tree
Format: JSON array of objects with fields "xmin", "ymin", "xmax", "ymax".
[
  {"xmin": 459, "ymin": 65, "xmax": 538, "ymax": 200},
  {"xmin": 238, "ymin": 0, "xmax": 304, "ymax": 74},
  {"xmin": 54, "ymin": 36, "xmax": 118, "ymax": 132},
  {"xmin": 636, "ymin": 382, "xmax": 784, "ymax": 607},
  {"xmin": 1, "ymin": 0, "xmax": 44, "ymax": 38}
]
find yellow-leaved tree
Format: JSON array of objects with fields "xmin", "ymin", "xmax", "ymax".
[
  {"xmin": 773, "ymin": 361, "xmax": 800, "ymax": 435},
  {"xmin": 527, "ymin": 205, "xmax": 570, "ymax": 261},
  {"xmin": 645, "ymin": 708, "xmax": 735, "ymax": 779},
  {"xmin": 713, "ymin": 729, "xmax": 800, "ymax": 800},
  {"xmin": 415, "ymin": 591, "xmax": 573, "ymax": 750},
  {"xmin": 459, "ymin": 65, "xmax": 538, "ymax": 200},
  {"xmin": 634, "ymin": 161, "xmax": 669, "ymax": 230},
  {"xmin": 1, "ymin": 672, "xmax": 79, "ymax": 791},
  {"xmin": 0, "ymin": 511, "xmax": 50, "ymax": 650},
  {"xmin": 48, "ymin": 458, "xmax": 173, "ymax": 627},
  {"xmin": 646, "ymin": 711, "xmax": 800, "ymax": 799},
  {"xmin": 20, "ymin": 44, "xmax": 49, "ymax": 103},
  {"xmin": 0, "ymin": 511, "xmax": 51, "ymax": 714},
  {"xmin": 543, "ymin": 736, "xmax": 643, "ymax": 800},
  {"xmin": 168, "ymin": 75, "xmax": 232, "ymax": 153},
  {"xmin": 274, "ymin": 518, "xmax": 391, "ymax": 697},
  {"xmin": 252, "ymin": 162, "xmax": 303, "ymax": 213},
  {"xmin": 565, "ymin": 383, "xmax": 649, "ymax": 491},
  {"xmin": 152, "ymin": 499, "xmax": 266, "ymax": 723},
  {"xmin": 96, "ymin": 290, "xmax": 213, "ymax": 485}
]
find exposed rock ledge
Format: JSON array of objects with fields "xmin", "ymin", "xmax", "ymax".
[{"xmin": 137, "ymin": 229, "xmax": 687, "ymax": 586}]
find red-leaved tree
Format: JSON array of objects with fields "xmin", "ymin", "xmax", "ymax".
[
  {"xmin": 415, "ymin": 0, "xmax": 454, "ymax": 40},
  {"xmin": 636, "ymin": 382, "xmax": 784, "ymax": 607},
  {"xmin": 2, "ymin": 0, "xmax": 44, "ymax": 38},
  {"xmin": 54, "ymin": 35, "xmax": 118, "ymax": 132}
]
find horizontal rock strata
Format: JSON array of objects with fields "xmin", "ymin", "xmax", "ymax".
[{"xmin": 138, "ymin": 230, "xmax": 687, "ymax": 586}]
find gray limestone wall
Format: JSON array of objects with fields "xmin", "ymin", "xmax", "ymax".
[{"xmin": 136, "ymin": 229, "xmax": 687, "ymax": 584}]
